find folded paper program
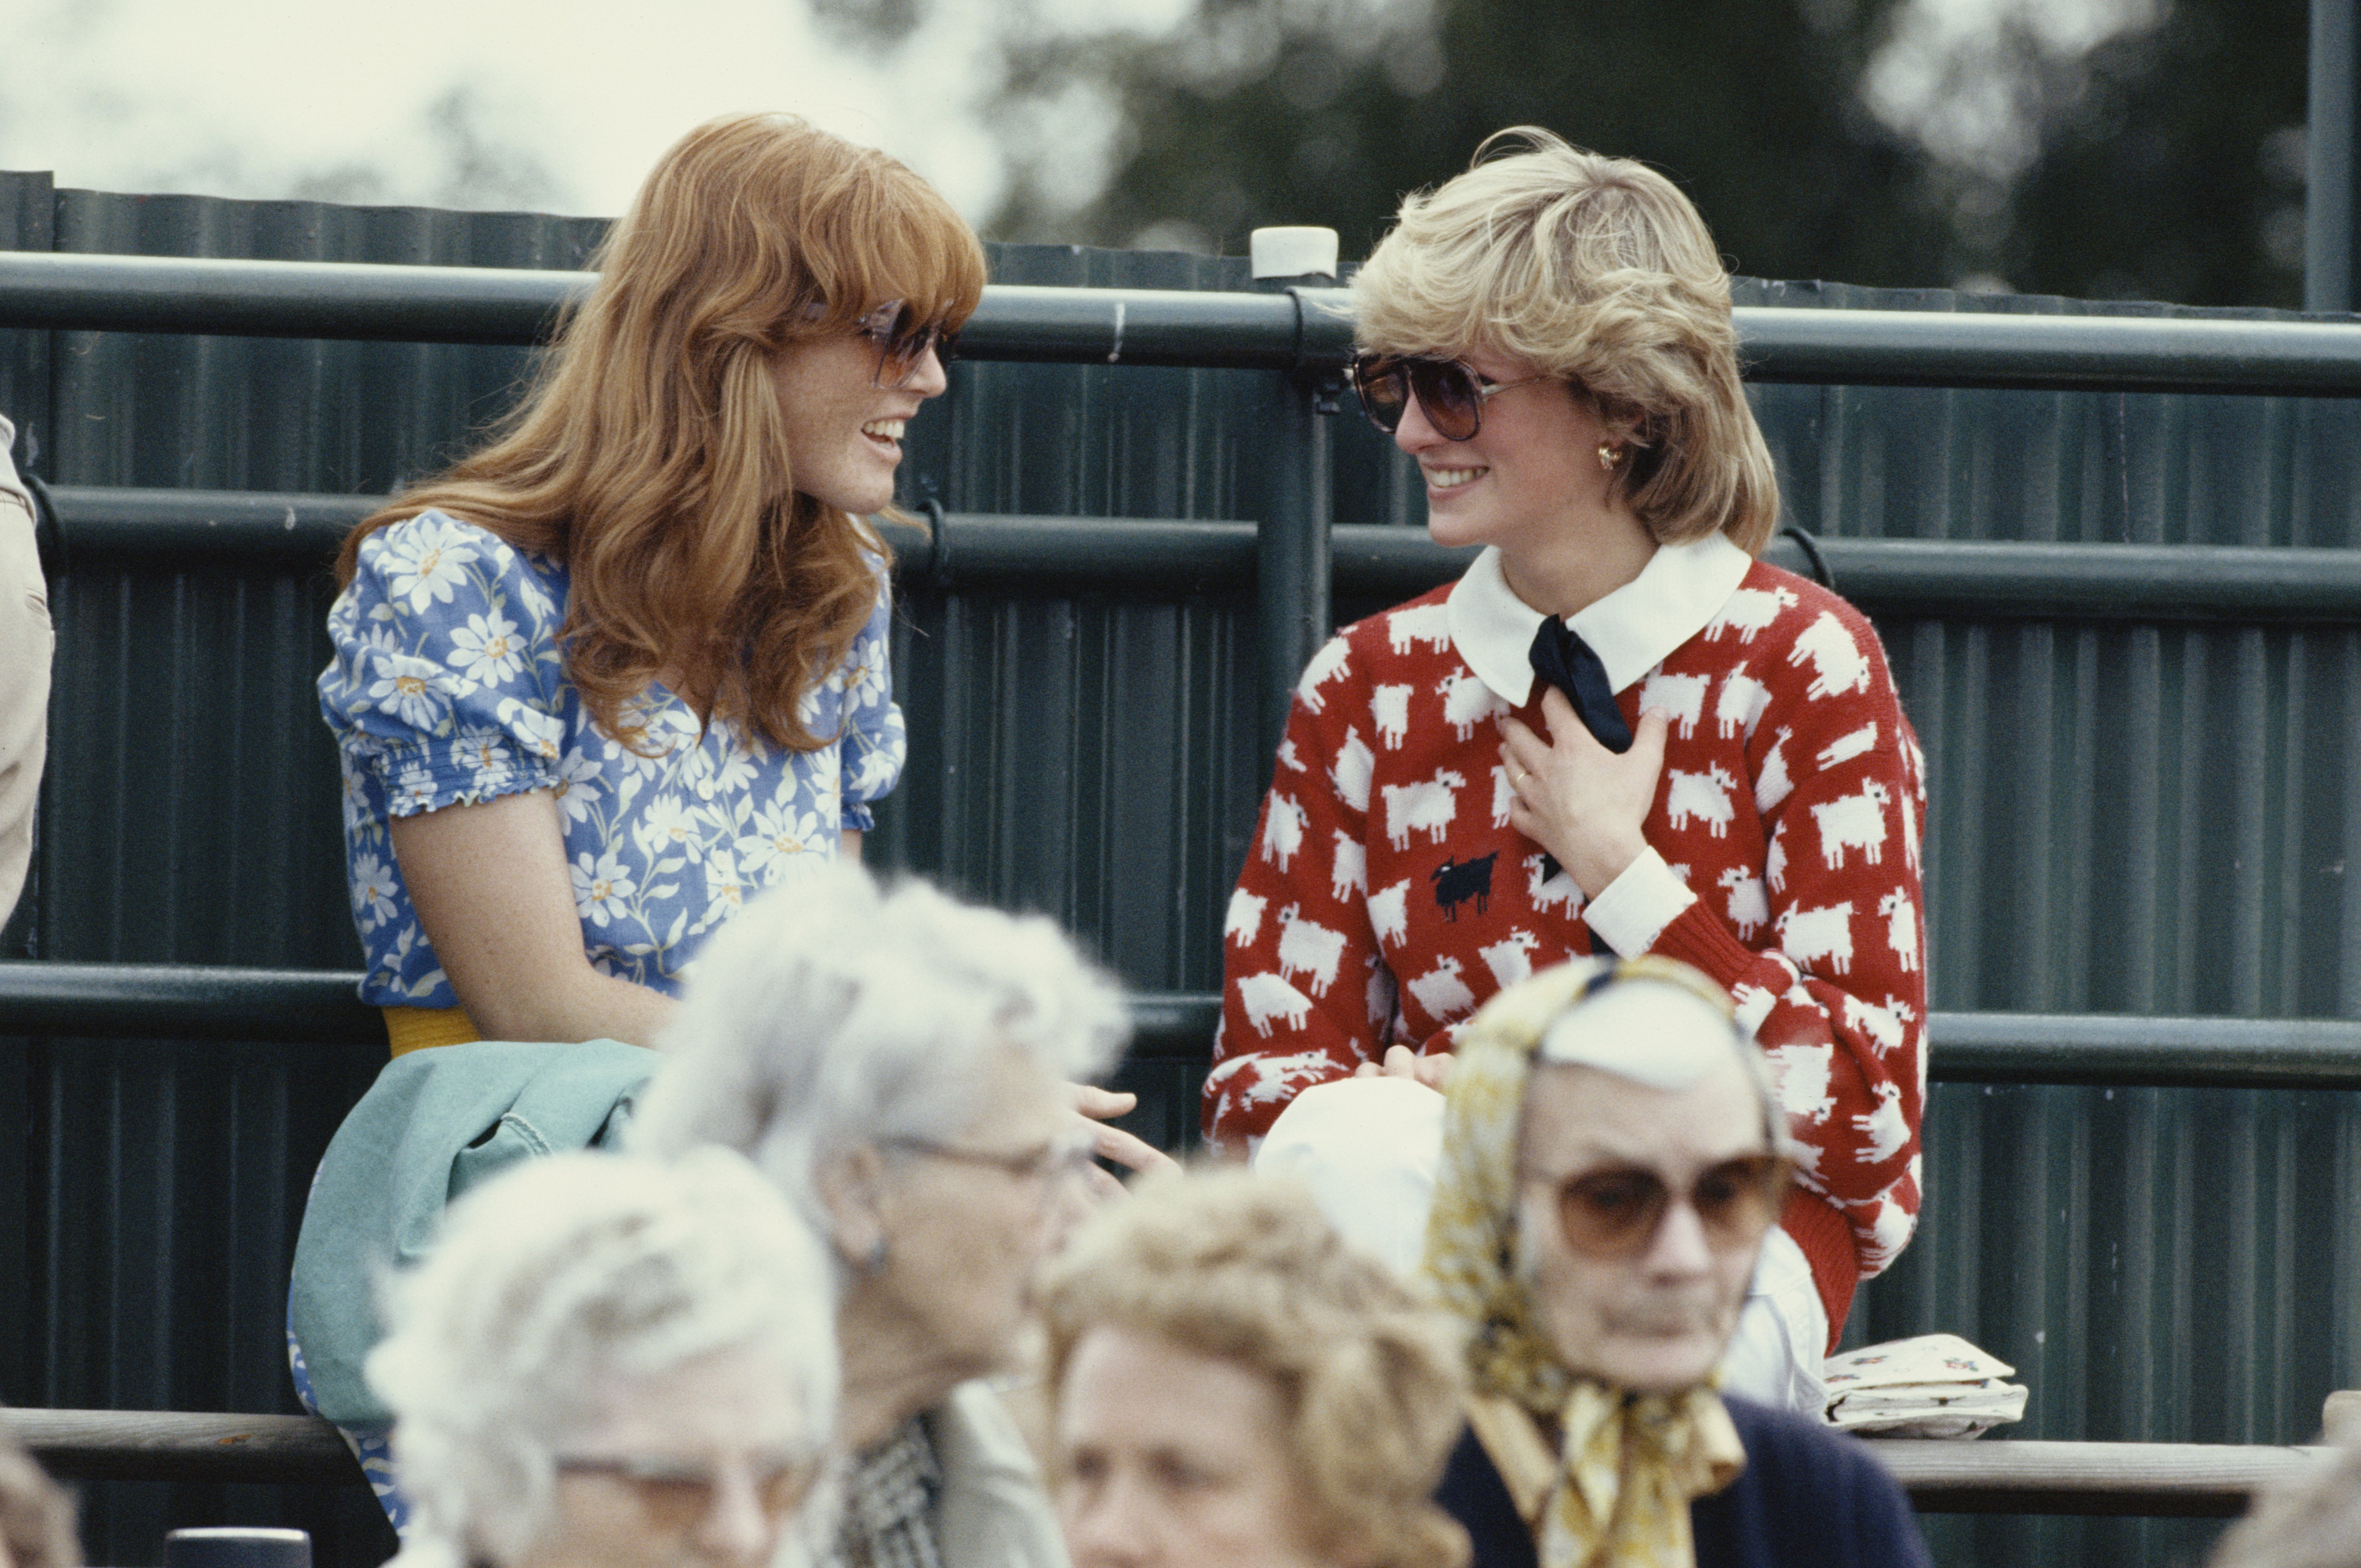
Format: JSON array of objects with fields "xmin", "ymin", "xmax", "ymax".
[{"xmin": 1821, "ymin": 1333, "xmax": 2030, "ymax": 1439}]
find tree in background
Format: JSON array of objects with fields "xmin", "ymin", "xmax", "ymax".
[
  {"xmin": 982, "ymin": 0, "xmax": 1948, "ymax": 288},
  {"xmin": 908, "ymin": 0, "xmax": 2309, "ymax": 308}
]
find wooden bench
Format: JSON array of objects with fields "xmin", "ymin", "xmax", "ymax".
[{"xmin": 5, "ymin": 1409, "xmax": 2337, "ymax": 1516}]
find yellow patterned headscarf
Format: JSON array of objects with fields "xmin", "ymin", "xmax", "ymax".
[{"xmin": 1420, "ymin": 956, "xmax": 1747, "ymax": 1568}]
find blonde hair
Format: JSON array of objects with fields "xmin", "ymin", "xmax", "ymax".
[
  {"xmin": 338, "ymin": 112, "xmax": 987, "ymax": 753},
  {"xmin": 1352, "ymin": 127, "xmax": 1779, "ymax": 554},
  {"xmin": 1040, "ymin": 1169, "xmax": 1469, "ymax": 1568}
]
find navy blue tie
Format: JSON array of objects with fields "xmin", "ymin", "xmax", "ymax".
[{"xmin": 1527, "ymin": 617, "xmax": 1633, "ymax": 754}]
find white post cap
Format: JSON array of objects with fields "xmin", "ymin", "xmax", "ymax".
[{"xmin": 1250, "ymin": 226, "xmax": 1340, "ymax": 280}]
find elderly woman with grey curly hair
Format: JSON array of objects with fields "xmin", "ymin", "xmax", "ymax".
[
  {"xmin": 366, "ymin": 1146, "xmax": 836, "ymax": 1568},
  {"xmin": 629, "ymin": 862, "xmax": 1148, "ymax": 1568},
  {"xmin": 1039, "ymin": 1168, "xmax": 1470, "ymax": 1568}
]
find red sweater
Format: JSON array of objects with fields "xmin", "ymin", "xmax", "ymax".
[{"xmin": 1206, "ymin": 542, "xmax": 1928, "ymax": 1339}]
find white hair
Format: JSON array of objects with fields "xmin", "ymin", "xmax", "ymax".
[
  {"xmin": 628, "ymin": 862, "xmax": 1129, "ymax": 1246},
  {"xmin": 365, "ymin": 1147, "xmax": 837, "ymax": 1568}
]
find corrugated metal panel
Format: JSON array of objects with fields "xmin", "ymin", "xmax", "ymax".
[{"xmin": 5, "ymin": 183, "xmax": 2361, "ymax": 1566}]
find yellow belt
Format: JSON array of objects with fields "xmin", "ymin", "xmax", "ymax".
[{"xmin": 382, "ymin": 1005, "xmax": 484, "ymax": 1057}]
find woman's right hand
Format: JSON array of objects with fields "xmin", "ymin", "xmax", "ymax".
[{"xmin": 1353, "ymin": 1044, "xmax": 1453, "ymax": 1092}]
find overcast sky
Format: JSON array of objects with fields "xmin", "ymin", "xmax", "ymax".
[{"xmin": 0, "ymin": 0, "xmax": 2134, "ymax": 230}]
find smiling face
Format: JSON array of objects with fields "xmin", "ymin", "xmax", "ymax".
[
  {"xmin": 1056, "ymin": 1327, "xmax": 1335, "ymax": 1568},
  {"xmin": 770, "ymin": 325, "xmax": 948, "ymax": 516},
  {"xmin": 1390, "ymin": 347, "xmax": 1621, "ymax": 551},
  {"xmin": 1515, "ymin": 1059, "xmax": 1772, "ymax": 1393}
]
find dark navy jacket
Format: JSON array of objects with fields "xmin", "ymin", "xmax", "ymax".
[{"xmin": 1437, "ymin": 1395, "xmax": 1933, "ymax": 1568}]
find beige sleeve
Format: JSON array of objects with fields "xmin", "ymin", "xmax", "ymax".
[{"xmin": 0, "ymin": 427, "xmax": 51, "ymax": 928}]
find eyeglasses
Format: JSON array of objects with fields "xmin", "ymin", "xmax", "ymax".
[
  {"xmin": 555, "ymin": 1450, "xmax": 824, "ymax": 1531},
  {"xmin": 1530, "ymin": 1153, "xmax": 1789, "ymax": 1260},
  {"xmin": 1349, "ymin": 353, "xmax": 1553, "ymax": 442},
  {"xmin": 855, "ymin": 298, "xmax": 957, "ymax": 389},
  {"xmin": 882, "ymin": 1135, "xmax": 1096, "ymax": 1184}
]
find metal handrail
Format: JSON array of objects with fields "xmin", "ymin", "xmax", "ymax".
[
  {"xmin": 6, "ymin": 1407, "xmax": 2324, "ymax": 1515},
  {"xmin": 9, "ymin": 250, "xmax": 2361, "ymax": 393},
  {"xmin": 6, "ymin": 962, "xmax": 2361, "ymax": 1089},
  {"xmin": 45, "ymin": 486, "xmax": 2361, "ymax": 624}
]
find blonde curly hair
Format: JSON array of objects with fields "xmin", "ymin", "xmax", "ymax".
[
  {"xmin": 1351, "ymin": 127, "xmax": 1779, "ymax": 555},
  {"xmin": 1040, "ymin": 1169, "xmax": 1469, "ymax": 1568}
]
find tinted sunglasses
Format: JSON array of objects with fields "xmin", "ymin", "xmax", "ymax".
[
  {"xmin": 1538, "ymin": 1153, "xmax": 1789, "ymax": 1260},
  {"xmin": 856, "ymin": 298, "xmax": 958, "ymax": 389},
  {"xmin": 1350, "ymin": 353, "xmax": 1552, "ymax": 441},
  {"xmin": 556, "ymin": 1450, "xmax": 824, "ymax": 1531}
]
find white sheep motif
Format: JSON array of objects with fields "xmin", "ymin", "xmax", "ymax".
[
  {"xmin": 1296, "ymin": 636, "xmax": 1352, "ymax": 713},
  {"xmin": 1879, "ymin": 888, "xmax": 1920, "ymax": 972},
  {"xmin": 1665, "ymin": 764, "xmax": 1739, "ymax": 838},
  {"xmin": 1756, "ymin": 728, "xmax": 1794, "ymax": 814},
  {"xmin": 1368, "ymin": 879, "xmax": 1411, "ymax": 947},
  {"xmin": 1787, "ymin": 612, "xmax": 1872, "ymax": 701},
  {"xmin": 1815, "ymin": 722, "xmax": 1878, "ymax": 772},
  {"xmin": 1331, "ymin": 726, "xmax": 1374, "ymax": 812},
  {"xmin": 1380, "ymin": 769, "xmax": 1466, "ymax": 851},
  {"xmin": 1224, "ymin": 888, "xmax": 1267, "ymax": 948},
  {"xmin": 1437, "ymin": 671, "xmax": 1509, "ymax": 741},
  {"xmin": 1525, "ymin": 852, "xmax": 1585, "ymax": 915},
  {"xmin": 1372, "ymin": 685, "xmax": 1413, "ymax": 750},
  {"xmin": 1236, "ymin": 972, "xmax": 1314, "ymax": 1038},
  {"xmin": 1387, "ymin": 601, "xmax": 1455, "ymax": 654},
  {"xmin": 1716, "ymin": 671, "xmax": 1770, "ymax": 741},
  {"xmin": 1639, "ymin": 670, "xmax": 1709, "ymax": 739},
  {"xmin": 1765, "ymin": 1040, "xmax": 1838, "ymax": 1124},
  {"xmin": 1776, "ymin": 900, "xmax": 1856, "ymax": 975},
  {"xmin": 1480, "ymin": 928, "xmax": 1542, "ymax": 989},
  {"xmin": 1275, "ymin": 904, "xmax": 1348, "ymax": 997},
  {"xmin": 1490, "ymin": 764, "xmax": 1516, "ymax": 829},
  {"xmin": 1841, "ymin": 992, "xmax": 1908, "ymax": 1056},
  {"xmin": 1705, "ymin": 585, "xmax": 1799, "ymax": 644},
  {"xmin": 1765, "ymin": 828, "xmax": 1789, "ymax": 894},
  {"xmin": 1718, "ymin": 866, "xmax": 1769, "ymax": 940},
  {"xmin": 1407, "ymin": 954, "xmax": 1477, "ymax": 1021},
  {"xmin": 1810, "ymin": 779, "xmax": 1892, "ymax": 870},
  {"xmin": 1260, "ymin": 793, "xmax": 1309, "ymax": 872},
  {"xmin": 1328, "ymin": 832, "xmax": 1367, "ymax": 902}
]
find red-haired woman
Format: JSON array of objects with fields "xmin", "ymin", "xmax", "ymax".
[{"xmin": 320, "ymin": 113, "xmax": 978, "ymax": 1056}]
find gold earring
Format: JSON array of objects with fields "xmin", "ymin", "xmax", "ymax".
[{"xmin": 1597, "ymin": 442, "xmax": 1621, "ymax": 470}]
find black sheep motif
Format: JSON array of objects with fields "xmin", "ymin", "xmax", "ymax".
[{"xmin": 1430, "ymin": 851, "xmax": 1498, "ymax": 922}]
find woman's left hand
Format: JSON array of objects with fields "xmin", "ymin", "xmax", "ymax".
[
  {"xmin": 1068, "ymin": 1083, "xmax": 1181, "ymax": 1200},
  {"xmin": 1500, "ymin": 687, "xmax": 1669, "ymax": 899}
]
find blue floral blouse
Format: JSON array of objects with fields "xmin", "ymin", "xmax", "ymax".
[{"xmin": 319, "ymin": 511, "xmax": 906, "ymax": 1009}]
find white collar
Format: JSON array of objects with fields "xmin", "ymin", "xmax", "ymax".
[{"xmin": 1446, "ymin": 534, "xmax": 1756, "ymax": 705}]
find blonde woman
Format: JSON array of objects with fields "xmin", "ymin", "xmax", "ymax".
[
  {"xmin": 320, "ymin": 112, "xmax": 983, "ymax": 1056},
  {"xmin": 1039, "ymin": 1169, "xmax": 1468, "ymax": 1568},
  {"xmin": 1210, "ymin": 130, "xmax": 1928, "ymax": 1389}
]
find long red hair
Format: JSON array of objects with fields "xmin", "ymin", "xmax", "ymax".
[{"xmin": 337, "ymin": 113, "xmax": 986, "ymax": 752}]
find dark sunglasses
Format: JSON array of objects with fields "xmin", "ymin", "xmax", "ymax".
[
  {"xmin": 1536, "ymin": 1153, "xmax": 1790, "ymax": 1260},
  {"xmin": 1349, "ymin": 353, "xmax": 1552, "ymax": 441},
  {"xmin": 556, "ymin": 1450, "xmax": 824, "ymax": 1531},
  {"xmin": 856, "ymin": 298, "xmax": 958, "ymax": 389}
]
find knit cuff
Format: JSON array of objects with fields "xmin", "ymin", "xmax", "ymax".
[
  {"xmin": 1582, "ymin": 847, "xmax": 1696, "ymax": 956},
  {"xmin": 1781, "ymin": 1190, "xmax": 1859, "ymax": 1352},
  {"xmin": 1644, "ymin": 898, "xmax": 1766, "ymax": 994}
]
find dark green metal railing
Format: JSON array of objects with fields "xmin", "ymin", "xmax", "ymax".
[
  {"xmin": 5, "ymin": 962, "xmax": 2361, "ymax": 1090},
  {"xmin": 10, "ymin": 250, "xmax": 2361, "ymax": 394}
]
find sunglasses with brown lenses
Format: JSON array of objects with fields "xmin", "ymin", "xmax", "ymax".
[
  {"xmin": 1541, "ymin": 1153, "xmax": 1790, "ymax": 1260},
  {"xmin": 1349, "ymin": 353, "xmax": 1553, "ymax": 442},
  {"xmin": 556, "ymin": 1450, "xmax": 824, "ymax": 1531},
  {"xmin": 856, "ymin": 299, "xmax": 958, "ymax": 389}
]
